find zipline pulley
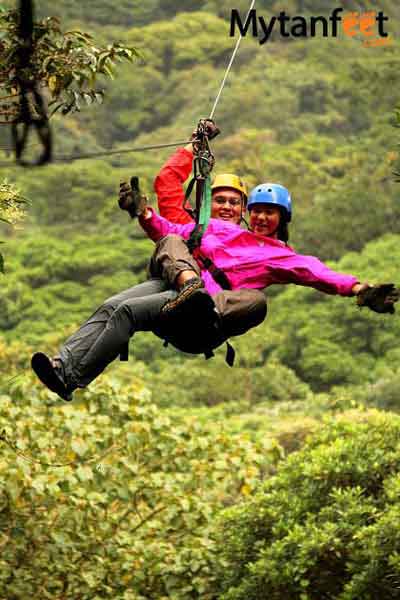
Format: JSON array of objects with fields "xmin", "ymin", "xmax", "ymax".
[{"xmin": 192, "ymin": 117, "xmax": 219, "ymax": 179}]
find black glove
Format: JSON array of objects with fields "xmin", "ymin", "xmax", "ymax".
[
  {"xmin": 118, "ymin": 177, "xmax": 147, "ymax": 219},
  {"xmin": 356, "ymin": 283, "xmax": 400, "ymax": 314},
  {"xmin": 191, "ymin": 118, "xmax": 220, "ymax": 153},
  {"xmin": 202, "ymin": 118, "xmax": 220, "ymax": 140}
]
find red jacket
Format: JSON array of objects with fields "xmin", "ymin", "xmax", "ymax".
[{"xmin": 154, "ymin": 147, "xmax": 195, "ymax": 224}]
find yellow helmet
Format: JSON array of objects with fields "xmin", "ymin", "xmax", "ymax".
[{"xmin": 211, "ymin": 173, "xmax": 248, "ymax": 202}]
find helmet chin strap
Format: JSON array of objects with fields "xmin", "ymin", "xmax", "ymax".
[
  {"xmin": 240, "ymin": 215, "xmax": 249, "ymax": 229},
  {"xmin": 239, "ymin": 194, "xmax": 248, "ymax": 226}
]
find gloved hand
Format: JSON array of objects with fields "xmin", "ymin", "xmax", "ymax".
[
  {"xmin": 356, "ymin": 283, "xmax": 400, "ymax": 314},
  {"xmin": 202, "ymin": 118, "xmax": 220, "ymax": 140},
  {"xmin": 191, "ymin": 118, "xmax": 220, "ymax": 153},
  {"xmin": 119, "ymin": 177, "xmax": 147, "ymax": 219}
]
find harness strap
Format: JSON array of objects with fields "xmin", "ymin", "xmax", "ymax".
[
  {"xmin": 195, "ymin": 252, "xmax": 231, "ymax": 290},
  {"xmin": 225, "ymin": 342, "xmax": 235, "ymax": 367},
  {"xmin": 183, "ymin": 177, "xmax": 196, "ymax": 219},
  {"xmin": 163, "ymin": 339, "xmax": 235, "ymax": 366},
  {"xmin": 187, "ymin": 174, "xmax": 212, "ymax": 253},
  {"xmin": 119, "ymin": 342, "xmax": 129, "ymax": 361},
  {"xmin": 198, "ymin": 174, "xmax": 212, "ymax": 229}
]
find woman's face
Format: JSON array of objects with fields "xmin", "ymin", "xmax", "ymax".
[{"xmin": 249, "ymin": 204, "xmax": 281, "ymax": 237}]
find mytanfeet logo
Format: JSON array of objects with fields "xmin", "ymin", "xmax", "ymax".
[{"xmin": 230, "ymin": 8, "xmax": 392, "ymax": 47}]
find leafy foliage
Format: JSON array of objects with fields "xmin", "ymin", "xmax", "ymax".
[
  {"xmin": 0, "ymin": 2, "xmax": 399, "ymax": 598},
  {"xmin": 0, "ymin": 7, "xmax": 139, "ymax": 121},
  {"xmin": 0, "ymin": 179, "xmax": 26, "ymax": 272},
  {"xmin": 394, "ymin": 103, "xmax": 400, "ymax": 181},
  {"xmin": 215, "ymin": 410, "xmax": 400, "ymax": 600},
  {"xmin": 0, "ymin": 373, "xmax": 279, "ymax": 599}
]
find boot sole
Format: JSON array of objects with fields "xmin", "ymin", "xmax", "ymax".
[
  {"xmin": 31, "ymin": 352, "xmax": 73, "ymax": 402},
  {"xmin": 163, "ymin": 289, "xmax": 216, "ymax": 322},
  {"xmin": 161, "ymin": 280, "xmax": 204, "ymax": 315}
]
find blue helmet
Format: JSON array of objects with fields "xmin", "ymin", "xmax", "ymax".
[{"xmin": 247, "ymin": 183, "xmax": 292, "ymax": 222}]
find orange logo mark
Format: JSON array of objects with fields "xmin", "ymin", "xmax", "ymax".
[
  {"xmin": 343, "ymin": 11, "xmax": 375, "ymax": 37},
  {"xmin": 343, "ymin": 11, "xmax": 392, "ymax": 46}
]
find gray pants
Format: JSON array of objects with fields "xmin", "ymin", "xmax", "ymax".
[
  {"xmin": 57, "ymin": 279, "xmax": 176, "ymax": 389},
  {"xmin": 57, "ymin": 236, "xmax": 267, "ymax": 390}
]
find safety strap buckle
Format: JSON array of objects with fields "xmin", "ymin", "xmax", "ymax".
[{"xmin": 225, "ymin": 342, "xmax": 235, "ymax": 367}]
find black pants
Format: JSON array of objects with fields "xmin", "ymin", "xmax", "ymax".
[{"xmin": 57, "ymin": 236, "xmax": 267, "ymax": 390}]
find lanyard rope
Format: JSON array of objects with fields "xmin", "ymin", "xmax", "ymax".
[
  {"xmin": 0, "ymin": 139, "xmax": 194, "ymax": 168},
  {"xmin": 198, "ymin": 175, "xmax": 212, "ymax": 231},
  {"xmin": 186, "ymin": 174, "xmax": 212, "ymax": 256},
  {"xmin": 52, "ymin": 140, "xmax": 194, "ymax": 162}
]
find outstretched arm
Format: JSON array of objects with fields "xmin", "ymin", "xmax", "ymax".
[
  {"xmin": 271, "ymin": 255, "xmax": 397, "ymax": 311},
  {"xmin": 265, "ymin": 252, "xmax": 360, "ymax": 296}
]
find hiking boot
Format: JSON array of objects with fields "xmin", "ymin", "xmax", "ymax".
[
  {"xmin": 162, "ymin": 287, "xmax": 217, "ymax": 331},
  {"xmin": 31, "ymin": 352, "xmax": 74, "ymax": 402},
  {"xmin": 161, "ymin": 276, "xmax": 204, "ymax": 316},
  {"xmin": 157, "ymin": 289, "xmax": 222, "ymax": 356}
]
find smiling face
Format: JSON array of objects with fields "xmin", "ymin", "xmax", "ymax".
[
  {"xmin": 249, "ymin": 204, "xmax": 281, "ymax": 237},
  {"xmin": 211, "ymin": 187, "xmax": 244, "ymax": 224}
]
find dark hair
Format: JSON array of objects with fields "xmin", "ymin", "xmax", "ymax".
[{"xmin": 278, "ymin": 217, "xmax": 289, "ymax": 244}]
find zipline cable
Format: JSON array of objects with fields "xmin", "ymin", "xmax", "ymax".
[
  {"xmin": 209, "ymin": 0, "xmax": 256, "ymax": 120},
  {"xmin": 0, "ymin": 139, "xmax": 194, "ymax": 168},
  {"xmin": 53, "ymin": 139, "xmax": 195, "ymax": 163}
]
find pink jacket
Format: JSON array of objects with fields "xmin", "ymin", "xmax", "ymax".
[{"xmin": 140, "ymin": 209, "xmax": 359, "ymax": 297}]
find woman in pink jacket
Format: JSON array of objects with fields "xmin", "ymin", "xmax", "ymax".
[
  {"xmin": 31, "ymin": 176, "xmax": 373, "ymax": 402},
  {"xmin": 140, "ymin": 183, "xmax": 361, "ymax": 298}
]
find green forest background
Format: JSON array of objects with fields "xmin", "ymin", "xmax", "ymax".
[{"xmin": 1, "ymin": 1, "xmax": 400, "ymax": 598}]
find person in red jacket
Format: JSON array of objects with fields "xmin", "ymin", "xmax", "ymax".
[
  {"xmin": 128, "ymin": 124, "xmax": 268, "ymax": 332},
  {"xmin": 154, "ymin": 145, "xmax": 247, "ymax": 225},
  {"xmin": 118, "ymin": 120, "xmax": 268, "ymax": 344},
  {"xmin": 30, "ymin": 128, "xmax": 266, "ymax": 402}
]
